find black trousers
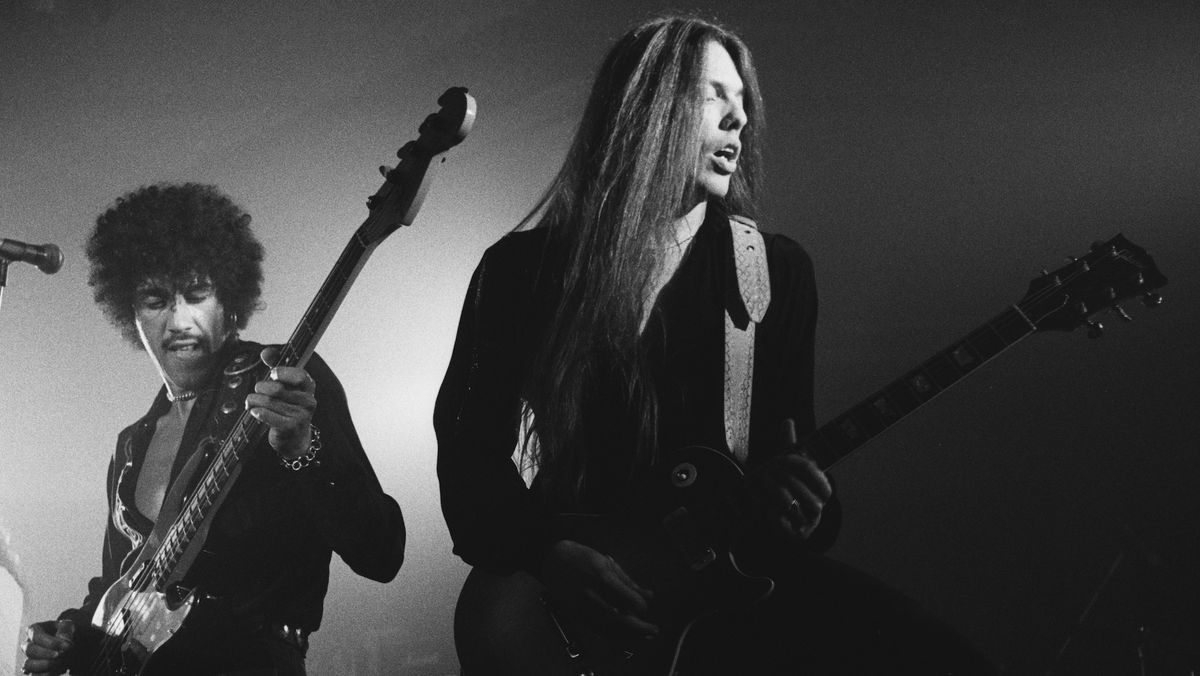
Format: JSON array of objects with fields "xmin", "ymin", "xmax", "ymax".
[{"xmin": 71, "ymin": 625, "xmax": 307, "ymax": 676}]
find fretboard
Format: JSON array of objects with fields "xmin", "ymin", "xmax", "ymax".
[
  {"xmin": 805, "ymin": 304, "xmax": 1039, "ymax": 470},
  {"xmin": 276, "ymin": 232, "xmax": 376, "ymax": 370},
  {"xmin": 145, "ymin": 233, "xmax": 382, "ymax": 589}
]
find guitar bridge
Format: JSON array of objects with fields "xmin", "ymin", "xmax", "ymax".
[{"xmin": 662, "ymin": 507, "xmax": 717, "ymax": 571}]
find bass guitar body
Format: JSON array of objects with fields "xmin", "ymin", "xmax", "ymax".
[
  {"xmin": 456, "ymin": 446, "xmax": 774, "ymax": 676},
  {"xmin": 86, "ymin": 352, "xmax": 260, "ymax": 675},
  {"xmin": 88, "ymin": 564, "xmax": 195, "ymax": 675}
]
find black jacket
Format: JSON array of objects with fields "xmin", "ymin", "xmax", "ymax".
[
  {"xmin": 62, "ymin": 341, "xmax": 404, "ymax": 669},
  {"xmin": 435, "ymin": 202, "xmax": 838, "ymax": 576}
]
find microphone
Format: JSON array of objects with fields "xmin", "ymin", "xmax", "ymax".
[{"xmin": 0, "ymin": 238, "xmax": 64, "ymax": 274}]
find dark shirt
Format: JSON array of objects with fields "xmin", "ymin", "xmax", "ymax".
[
  {"xmin": 434, "ymin": 204, "xmax": 997, "ymax": 674},
  {"xmin": 435, "ymin": 202, "xmax": 838, "ymax": 576},
  {"xmin": 62, "ymin": 340, "xmax": 404, "ymax": 672}
]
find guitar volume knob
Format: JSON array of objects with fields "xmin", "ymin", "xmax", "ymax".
[{"xmin": 670, "ymin": 462, "xmax": 697, "ymax": 488}]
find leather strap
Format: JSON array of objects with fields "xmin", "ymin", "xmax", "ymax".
[{"xmin": 724, "ymin": 216, "xmax": 770, "ymax": 464}]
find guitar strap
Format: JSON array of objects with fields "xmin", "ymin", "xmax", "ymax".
[{"xmin": 724, "ymin": 215, "xmax": 770, "ymax": 465}]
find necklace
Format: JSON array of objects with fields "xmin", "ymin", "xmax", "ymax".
[{"xmin": 168, "ymin": 390, "xmax": 197, "ymax": 402}]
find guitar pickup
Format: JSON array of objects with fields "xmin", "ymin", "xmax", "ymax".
[{"xmin": 662, "ymin": 507, "xmax": 717, "ymax": 571}]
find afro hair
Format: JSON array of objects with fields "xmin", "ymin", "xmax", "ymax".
[{"xmin": 86, "ymin": 183, "xmax": 264, "ymax": 347}]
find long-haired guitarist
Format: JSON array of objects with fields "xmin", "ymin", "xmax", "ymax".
[
  {"xmin": 435, "ymin": 15, "xmax": 994, "ymax": 673},
  {"xmin": 23, "ymin": 183, "xmax": 405, "ymax": 675}
]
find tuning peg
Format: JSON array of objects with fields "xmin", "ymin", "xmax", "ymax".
[
  {"xmin": 1086, "ymin": 320, "xmax": 1104, "ymax": 339},
  {"xmin": 379, "ymin": 165, "xmax": 390, "ymax": 177},
  {"xmin": 1111, "ymin": 305, "xmax": 1132, "ymax": 322},
  {"xmin": 1064, "ymin": 256, "xmax": 1089, "ymax": 271},
  {"xmin": 1142, "ymin": 291, "xmax": 1163, "ymax": 307}
]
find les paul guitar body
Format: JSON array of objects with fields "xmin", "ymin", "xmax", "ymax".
[
  {"xmin": 457, "ymin": 447, "xmax": 773, "ymax": 676},
  {"xmin": 455, "ymin": 235, "xmax": 1168, "ymax": 675}
]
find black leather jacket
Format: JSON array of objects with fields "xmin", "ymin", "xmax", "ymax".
[{"xmin": 61, "ymin": 341, "xmax": 404, "ymax": 671}]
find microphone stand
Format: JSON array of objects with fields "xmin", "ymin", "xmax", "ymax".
[
  {"xmin": 1, "ymin": 243, "xmax": 65, "ymax": 315},
  {"xmin": 0, "ymin": 259, "xmax": 8, "ymax": 315}
]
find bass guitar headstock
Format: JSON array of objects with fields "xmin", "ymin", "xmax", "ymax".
[
  {"xmin": 359, "ymin": 86, "xmax": 477, "ymax": 244},
  {"xmin": 1020, "ymin": 234, "xmax": 1168, "ymax": 337}
]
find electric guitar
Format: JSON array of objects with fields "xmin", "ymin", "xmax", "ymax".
[
  {"xmin": 455, "ymin": 234, "xmax": 1168, "ymax": 675},
  {"xmin": 84, "ymin": 88, "xmax": 476, "ymax": 675}
]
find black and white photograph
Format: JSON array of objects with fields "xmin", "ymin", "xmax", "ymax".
[{"xmin": 1, "ymin": 1, "xmax": 1197, "ymax": 674}]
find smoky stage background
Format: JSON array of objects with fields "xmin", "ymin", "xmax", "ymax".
[{"xmin": 1, "ymin": 1, "xmax": 1197, "ymax": 673}]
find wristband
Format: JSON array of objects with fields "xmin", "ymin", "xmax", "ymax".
[{"xmin": 280, "ymin": 424, "xmax": 322, "ymax": 471}]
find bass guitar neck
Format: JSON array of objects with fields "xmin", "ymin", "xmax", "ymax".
[{"xmin": 84, "ymin": 88, "xmax": 476, "ymax": 675}]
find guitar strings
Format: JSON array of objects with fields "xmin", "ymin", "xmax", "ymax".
[
  {"xmin": 88, "ymin": 328, "xmax": 306, "ymax": 672},
  {"xmin": 86, "ymin": 340, "xmax": 313, "ymax": 672},
  {"xmin": 86, "ymin": 414, "xmax": 261, "ymax": 674}
]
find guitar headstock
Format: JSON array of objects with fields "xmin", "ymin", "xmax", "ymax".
[
  {"xmin": 359, "ymin": 86, "xmax": 477, "ymax": 244},
  {"xmin": 1020, "ymin": 234, "xmax": 1168, "ymax": 336}
]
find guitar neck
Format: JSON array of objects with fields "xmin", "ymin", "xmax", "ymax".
[
  {"xmin": 147, "ymin": 233, "xmax": 381, "ymax": 587},
  {"xmin": 804, "ymin": 304, "xmax": 1039, "ymax": 470},
  {"xmin": 276, "ymin": 232, "xmax": 379, "ymax": 370},
  {"xmin": 140, "ymin": 83, "xmax": 477, "ymax": 590}
]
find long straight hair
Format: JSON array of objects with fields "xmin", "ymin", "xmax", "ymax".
[{"xmin": 521, "ymin": 15, "xmax": 765, "ymax": 505}]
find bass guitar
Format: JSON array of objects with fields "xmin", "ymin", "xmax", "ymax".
[
  {"xmin": 85, "ymin": 87, "xmax": 476, "ymax": 675},
  {"xmin": 455, "ymin": 234, "xmax": 1168, "ymax": 675}
]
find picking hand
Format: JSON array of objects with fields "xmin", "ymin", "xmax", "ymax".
[
  {"xmin": 22, "ymin": 619, "xmax": 74, "ymax": 676},
  {"xmin": 537, "ymin": 539, "xmax": 659, "ymax": 641}
]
